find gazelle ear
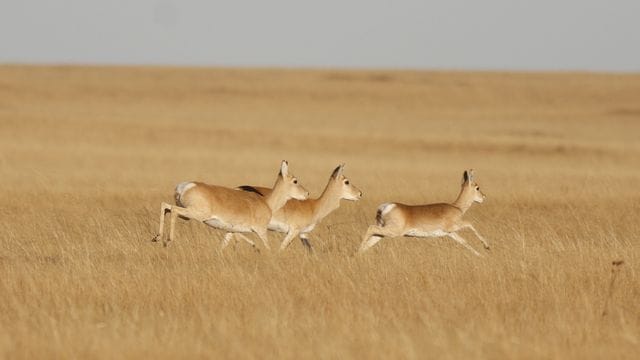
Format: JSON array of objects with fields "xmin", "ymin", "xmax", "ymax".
[
  {"xmin": 462, "ymin": 170, "xmax": 470, "ymax": 184},
  {"xmin": 279, "ymin": 160, "xmax": 289, "ymax": 177},
  {"xmin": 468, "ymin": 169, "xmax": 475, "ymax": 182},
  {"xmin": 331, "ymin": 163, "xmax": 345, "ymax": 178}
]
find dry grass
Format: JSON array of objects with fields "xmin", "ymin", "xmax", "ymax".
[{"xmin": 1, "ymin": 65, "xmax": 639, "ymax": 359}]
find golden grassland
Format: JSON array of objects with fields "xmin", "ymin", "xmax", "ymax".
[{"xmin": 0, "ymin": 65, "xmax": 639, "ymax": 359}]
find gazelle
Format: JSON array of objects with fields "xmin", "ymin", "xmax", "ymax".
[
  {"xmin": 358, "ymin": 169, "xmax": 489, "ymax": 256},
  {"xmin": 237, "ymin": 164, "xmax": 362, "ymax": 252},
  {"xmin": 151, "ymin": 160, "xmax": 309, "ymax": 250}
]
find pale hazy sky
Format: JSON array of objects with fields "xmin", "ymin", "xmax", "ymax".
[{"xmin": 2, "ymin": 0, "xmax": 639, "ymax": 71}]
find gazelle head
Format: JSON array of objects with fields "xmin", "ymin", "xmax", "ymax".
[
  {"xmin": 276, "ymin": 160, "xmax": 310, "ymax": 200},
  {"xmin": 328, "ymin": 163, "xmax": 363, "ymax": 201},
  {"xmin": 462, "ymin": 169, "xmax": 485, "ymax": 203}
]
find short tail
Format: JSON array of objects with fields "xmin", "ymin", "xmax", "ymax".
[{"xmin": 376, "ymin": 203, "xmax": 396, "ymax": 226}]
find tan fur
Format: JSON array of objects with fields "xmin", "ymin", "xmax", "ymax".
[
  {"xmin": 238, "ymin": 164, "xmax": 363, "ymax": 251},
  {"xmin": 152, "ymin": 160, "xmax": 309, "ymax": 250},
  {"xmin": 180, "ymin": 183, "xmax": 272, "ymax": 225},
  {"xmin": 359, "ymin": 169, "xmax": 489, "ymax": 256}
]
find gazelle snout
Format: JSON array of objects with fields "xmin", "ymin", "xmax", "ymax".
[
  {"xmin": 345, "ymin": 190, "xmax": 363, "ymax": 201},
  {"xmin": 301, "ymin": 189, "xmax": 311, "ymax": 200},
  {"xmin": 342, "ymin": 180, "xmax": 363, "ymax": 201},
  {"xmin": 292, "ymin": 185, "xmax": 310, "ymax": 200},
  {"xmin": 474, "ymin": 186, "xmax": 485, "ymax": 203},
  {"xmin": 351, "ymin": 189, "xmax": 363, "ymax": 201}
]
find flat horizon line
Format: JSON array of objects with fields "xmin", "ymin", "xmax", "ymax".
[{"xmin": 2, "ymin": 61, "xmax": 639, "ymax": 76}]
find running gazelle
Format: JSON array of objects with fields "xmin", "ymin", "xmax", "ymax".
[
  {"xmin": 358, "ymin": 169, "xmax": 489, "ymax": 256},
  {"xmin": 152, "ymin": 160, "xmax": 309, "ymax": 250},
  {"xmin": 237, "ymin": 164, "xmax": 362, "ymax": 251}
]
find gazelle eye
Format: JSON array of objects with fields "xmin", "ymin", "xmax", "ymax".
[
  {"xmin": 344, "ymin": 180, "xmax": 350, "ymax": 185},
  {"xmin": 476, "ymin": 187, "xmax": 480, "ymax": 190},
  {"xmin": 293, "ymin": 179, "xmax": 298, "ymax": 184}
]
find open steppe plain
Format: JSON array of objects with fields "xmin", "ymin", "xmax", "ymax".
[{"xmin": 0, "ymin": 66, "xmax": 639, "ymax": 359}]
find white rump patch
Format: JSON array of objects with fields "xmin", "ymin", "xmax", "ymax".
[
  {"xmin": 376, "ymin": 203, "xmax": 396, "ymax": 225},
  {"xmin": 175, "ymin": 181, "xmax": 196, "ymax": 206},
  {"xmin": 378, "ymin": 203, "xmax": 396, "ymax": 217}
]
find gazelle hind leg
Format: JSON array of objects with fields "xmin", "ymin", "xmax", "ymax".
[
  {"xmin": 358, "ymin": 225, "xmax": 400, "ymax": 253},
  {"xmin": 166, "ymin": 205, "xmax": 197, "ymax": 247},
  {"xmin": 359, "ymin": 235, "xmax": 383, "ymax": 253},
  {"xmin": 447, "ymin": 232, "xmax": 482, "ymax": 257},
  {"xmin": 152, "ymin": 202, "xmax": 172, "ymax": 243}
]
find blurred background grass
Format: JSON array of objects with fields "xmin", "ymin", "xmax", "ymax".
[{"xmin": 0, "ymin": 66, "xmax": 638, "ymax": 359}]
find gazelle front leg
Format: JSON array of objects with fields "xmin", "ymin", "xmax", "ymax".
[
  {"xmin": 152, "ymin": 202, "xmax": 172, "ymax": 243},
  {"xmin": 253, "ymin": 228, "xmax": 271, "ymax": 251},
  {"xmin": 236, "ymin": 233, "xmax": 260, "ymax": 252},
  {"xmin": 221, "ymin": 233, "xmax": 234, "ymax": 249},
  {"xmin": 299, "ymin": 233, "xmax": 313, "ymax": 253},
  {"xmin": 279, "ymin": 229, "xmax": 300, "ymax": 251},
  {"xmin": 447, "ymin": 232, "xmax": 482, "ymax": 257},
  {"xmin": 460, "ymin": 222, "xmax": 490, "ymax": 250},
  {"xmin": 236, "ymin": 233, "xmax": 257, "ymax": 247},
  {"xmin": 221, "ymin": 233, "xmax": 260, "ymax": 252}
]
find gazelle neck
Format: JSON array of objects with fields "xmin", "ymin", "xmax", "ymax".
[
  {"xmin": 452, "ymin": 185, "xmax": 475, "ymax": 214},
  {"xmin": 312, "ymin": 181, "xmax": 342, "ymax": 222},
  {"xmin": 266, "ymin": 178, "xmax": 290, "ymax": 212}
]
